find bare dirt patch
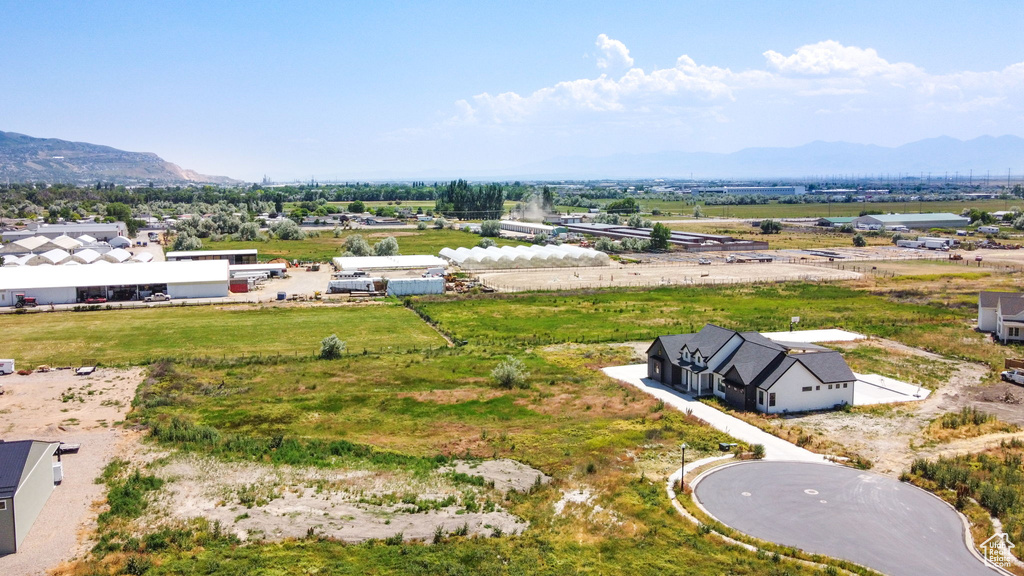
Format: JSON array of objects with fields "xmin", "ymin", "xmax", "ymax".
[
  {"xmin": 397, "ymin": 387, "xmax": 504, "ymax": 404},
  {"xmin": 477, "ymin": 262, "xmax": 860, "ymax": 292},
  {"xmin": 0, "ymin": 368, "xmax": 142, "ymax": 576},
  {"xmin": 446, "ymin": 459, "xmax": 550, "ymax": 493},
  {"xmin": 145, "ymin": 455, "xmax": 532, "ymax": 543}
]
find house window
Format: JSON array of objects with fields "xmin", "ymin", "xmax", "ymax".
[
  {"xmin": 1012, "ymin": 327, "xmax": 1021, "ymax": 338},
  {"xmin": 828, "ymin": 384, "xmax": 833, "ymax": 390},
  {"xmin": 654, "ymin": 363, "xmax": 660, "ymax": 375},
  {"xmin": 758, "ymin": 390, "xmax": 765, "ymax": 404},
  {"xmin": 717, "ymin": 382, "xmax": 724, "ymax": 393},
  {"xmin": 769, "ymin": 393, "xmax": 776, "ymax": 407},
  {"xmin": 0, "ymin": 500, "xmax": 6, "ymax": 510},
  {"xmin": 802, "ymin": 386, "xmax": 812, "ymax": 392},
  {"xmin": 816, "ymin": 385, "xmax": 820, "ymax": 391},
  {"xmin": 843, "ymin": 383, "xmax": 848, "ymax": 388}
]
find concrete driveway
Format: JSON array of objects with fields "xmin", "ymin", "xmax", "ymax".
[
  {"xmin": 693, "ymin": 461, "xmax": 1000, "ymax": 576},
  {"xmin": 602, "ymin": 364, "xmax": 825, "ymax": 463}
]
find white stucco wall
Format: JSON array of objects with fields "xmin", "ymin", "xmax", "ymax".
[
  {"xmin": 167, "ymin": 281, "xmax": 229, "ymax": 299},
  {"xmin": 0, "ymin": 287, "xmax": 77, "ymax": 306},
  {"xmin": 758, "ymin": 362, "xmax": 854, "ymax": 414},
  {"xmin": 979, "ymin": 307, "xmax": 998, "ymax": 332}
]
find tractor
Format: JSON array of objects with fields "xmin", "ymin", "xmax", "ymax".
[{"xmin": 14, "ymin": 294, "xmax": 38, "ymax": 308}]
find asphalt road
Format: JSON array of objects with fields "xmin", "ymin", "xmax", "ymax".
[{"xmin": 694, "ymin": 461, "xmax": 1000, "ymax": 576}]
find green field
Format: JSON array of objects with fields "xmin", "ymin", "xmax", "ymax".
[
  {"xmin": 562, "ymin": 198, "xmax": 1015, "ymax": 219},
  {"xmin": 200, "ymin": 228, "xmax": 529, "ymax": 261},
  {"xmin": 4, "ymin": 303, "xmax": 444, "ymax": 367}
]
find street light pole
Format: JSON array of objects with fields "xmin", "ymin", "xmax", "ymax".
[{"xmin": 680, "ymin": 443, "xmax": 688, "ymax": 491}]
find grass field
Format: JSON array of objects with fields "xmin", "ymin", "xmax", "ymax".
[
  {"xmin": 563, "ymin": 198, "xmax": 1015, "ymax": 219},
  {"xmin": 201, "ymin": 228, "xmax": 529, "ymax": 261},
  {"xmin": 4, "ymin": 303, "xmax": 445, "ymax": 367},
  {"xmin": 666, "ymin": 221, "xmax": 898, "ymax": 250}
]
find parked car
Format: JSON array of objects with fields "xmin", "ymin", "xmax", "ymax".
[
  {"xmin": 1001, "ymin": 369, "xmax": 1024, "ymax": 385},
  {"xmin": 145, "ymin": 293, "xmax": 171, "ymax": 302},
  {"xmin": 84, "ymin": 296, "xmax": 107, "ymax": 304},
  {"xmin": 697, "ymin": 258, "xmax": 712, "ymax": 265}
]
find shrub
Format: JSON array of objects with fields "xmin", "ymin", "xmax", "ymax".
[
  {"xmin": 478, "ymin": 238, "xmax": 496, "ymax": 248},
  {"xmin": 649, "ymin": 222, "xmax": 671, "ymax": 251},
  {"xmin": 373, "ymin": 236, "xmax": 400, "ymax": 256},
  {"xmin": 235, "ymin": 221, "xmax": 261, "ymax": 241},
  {"xmin": 417, "ymin": 221, "xmax": 428, "ymax": 230},
  {"xmin": 759, "ymin": 219, "xmax": 782, "ymax": 234},
  {"xmin": 852, "ymin": 233, "xmax": 867, "ymax": 247},
  {"xmin": 348, "ymin": 200, "xmax": 365, "ymax": 214},
  {"xmin": 751, "ymin": 444, "xmax": 766, "ymax": 459},
  {"xmin": 172, "ymin": 232, "xmax": 202, "ymax": 251},
  {"xmin": 838, "ymin": 223, "xmax": 855, "ymax": 233},
  {"xmin": 273, "ymin": 220, "xmax": 306, "ymax": 240},
  {"xmin": 319, "ymin": 334, "xmax": 346, "ymax": 360},
  {"xmin": 342, "ymin": 234, "xmax": 371, "ymax": 256},
  {"xmin": 434, "ymin": 217, "xmax": 449, "ymax": 229},
  {"xmin": 480, "ymin": 220, "xmax": 501, "ymax": 237},
  {"xmin": 491, "ymin": 355, "xmax": 529, "ymax": 389}
]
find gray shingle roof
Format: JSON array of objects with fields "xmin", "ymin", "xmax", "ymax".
[
  {"xmin": 715, "ymin": 340, "xmax": 786, "ymax": 385},
  {"xmin": 980, "ymin": 291, "xmax": 1023, "ymax": 308},
  {"xmin": 685, "ymin": 324, "xmax": 735, "ymax": 357},
  {"xmin": 1001, "ymin": 298, "xmax": 1024, "ymax": 317},
  {"xmin": 0, "ymin": 440, "xmax": 35, "ymax": 499},
  {"xmin": 796, "ymin": 352, "xmax": 856, "ymax": 384},
  {"xmin": 648, "ymin": 334, "xmax": 694, "ymax": 363}
]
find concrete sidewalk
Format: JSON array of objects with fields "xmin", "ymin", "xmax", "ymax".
[
  {"xmin": 603, "ymin": 364, "xmax": 826, "ymax": 463},
  {"xmin": 853, "ymin": 372, "xmax": 930, "ymax": 405}
]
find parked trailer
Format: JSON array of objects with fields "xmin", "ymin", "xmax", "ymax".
[
  {"xmin": 896, "ymin": 240, "xmax": 925, "ymax": 249},
  {"xmin": 0, "ymin": 359, "xmax": 14, "ymax": 375}
]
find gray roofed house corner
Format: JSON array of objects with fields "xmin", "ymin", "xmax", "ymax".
[{"xmin": 0, "ymin": 439, "xmax": 60, "ymax": 555}]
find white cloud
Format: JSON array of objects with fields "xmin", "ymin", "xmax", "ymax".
[
  {"xmin": 763, "ymin": 40, "xmax": 921, "ymax": 78},
  {"xmin": 595, "ymin": 34, "xmax": 634, "ymax": 69}
]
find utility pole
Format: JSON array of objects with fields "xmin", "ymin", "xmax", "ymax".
[{"xmin": 680, "ymin": 443, "xmax": 688, "ymax": 491}]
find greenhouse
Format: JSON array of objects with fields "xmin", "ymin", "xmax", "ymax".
[{"xmin": 439, "ymin": 244, "xmax": 610, "ymax": 270}]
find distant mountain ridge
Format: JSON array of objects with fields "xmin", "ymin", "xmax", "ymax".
[
  {"xmin": 0, "ymin": 131, "xmax": 239, "ymax": 185},
  {"xmin": 503, "ymin": 135, "xmax": 1024, "ymax": 180}
]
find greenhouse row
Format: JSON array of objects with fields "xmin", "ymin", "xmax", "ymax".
[{"xmin": 439, "ymin": 244, "xmax": 610, "ymax": 270}]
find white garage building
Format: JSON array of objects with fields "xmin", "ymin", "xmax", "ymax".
[{"xmin": 0, "ymin": 260, "xmax": 230, "ymax": 306}]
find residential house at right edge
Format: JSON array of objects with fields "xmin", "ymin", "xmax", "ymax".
[
  {"xmin": 978, "ymin": 291, "xmax": 1024, "ymax": 343},
  {"xmin": 647, "ymin": 324, "xmax": 855, "ymax": 414}
]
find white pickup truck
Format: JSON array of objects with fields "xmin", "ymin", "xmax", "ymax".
[{"xmin": 1001, "ymin": 369, "xmax": 1024, "ymax": 385}]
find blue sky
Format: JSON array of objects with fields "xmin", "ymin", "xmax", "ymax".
[{"xmin": 2, "ymin": 1, "xmax": 1023, "ymax": 180}]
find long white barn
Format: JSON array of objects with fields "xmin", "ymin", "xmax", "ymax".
[{"xmin": 0, "ymin": 260, "xmax": 229, "ymax": 305}]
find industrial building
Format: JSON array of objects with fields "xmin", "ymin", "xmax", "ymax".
[
  {"xmin": 165, "ymin": 249, "xmax": 258, "ymax": 265},
  {"xmin": 0, "ymin": 260, "xmax": 230, "ymax": 305},
  {"xmin": 0, "ymin": 440, "xmax": 60, "ymax": 555},
  {"xmin": 696, "ymin": 186, "xmax": 806, "ymax": 195},
  {"xmin": 499, "ymin": 221, "xmax": 557, "ymax": 235},
  {"xmin": 332, "ymin": 255, "xmax": 447, "ymax": 271},
  {"xmin": 2, "ymin": 222, "xmax": 128, "ymax": 242},
  {"xmin": 851, "ymin": 213, "xmax": 969, "ymax": 230},
  {"xmin": 385, "ymin": 277, "xmax": 445, "ymax": 296},
  {"xmin": 563, "ymin": 223, "xmax": 769, "ymax": 252}
]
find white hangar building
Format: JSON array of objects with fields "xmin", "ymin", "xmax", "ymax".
[{"xmin": 0, "ymin": 260, "xmax": 230, "ymax": 306}]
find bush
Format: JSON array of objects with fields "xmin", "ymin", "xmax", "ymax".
[
  {"xmin": 235, "ymin": 222, "xmax": 261, "ymax": 241},
  {"xmin": 480, "ymin": 220, "xmax": 501, "ymax": 237},
  {"xmin": 417, "ymin": 221, "xmax": 428, "ymax": 230},
  {"xmin": 342, "ymin": 234, "xmax": 371, "ymax": 256},
  {"xmin": 759, "ymin": 219, "xmax": 782, "ymax": 234},
  {"xmin": 434, "ymin": 217, "xmax": 449, "ymax": 229},
  {"xmin": 852, "ymin": 233, "xmax": 867, "ymax": 247},
  {"xmin": 478, "ymin": 238, "xmax": 496, "ymax": 248},
  {"xmin": 373, "ymin": 236, "xmax": 400, "ymax": 256},
  {"xmin": 838, "ymin": 223, "xmax": 855, "ymax": 233},
  {"xmin": 319, "ymin": 334, "xmax": 346, "ymax": 360},
  {"xmin": 172, "ymin": 232, "xmax": 202, "ymax": 251},
  {"xmin": 273, "ymin": 220, "xmax": 306, "ymax": 240},
  {"xmin": 751, "ymin": 444, "xmax": 766, "ymax": 459},
  {"xmin": 348, "ymin": 200, "xmax": 365, "ymax": 214},
  {"xmin": 649, "ymin": 222, "xmax": 671, "ymax": 251},
  {"xmin": 491, "ymin": 355, "xmax": 529, "ymax": 389}
]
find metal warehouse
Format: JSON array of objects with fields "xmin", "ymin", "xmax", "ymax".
[
  {"xmin": 165, "ymin": 249, "xmax": 258, "ymax": 265},
  {"xmin": 0, "ymin": 260, "xmax": 230, "ymax": 305},
  {"xmin": 332, "ymin": 255, "xmax": 448, "ymax": 271},
  {"xmin": 851, "ymin": 213, "xmax": 970, "ymax": 229}
]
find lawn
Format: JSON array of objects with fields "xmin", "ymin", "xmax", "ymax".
[
  {"xmin": 200, "ymin": 228, "xmax": 529, "ymax": 262},
  {"xmin": 4, "ymin": 303, "xmax": 445, "ymax": 367}
]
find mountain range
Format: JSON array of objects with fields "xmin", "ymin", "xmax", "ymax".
[
  {"xmin": 498, "ymin": 135, "xmax": 1024, "ymax": 181},
  {"xmin": 0, "ymin": 131, "xmax": 238, "ymax": 185}
]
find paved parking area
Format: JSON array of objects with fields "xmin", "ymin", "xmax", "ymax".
[{"xmin": 693, "ymin": 461, "xmax": 999, "ymax": 576}]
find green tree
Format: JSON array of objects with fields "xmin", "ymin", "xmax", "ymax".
[
  {"xmin": 693, "ymin": 205, "xmax": 705, "ymax": 219},
  {"xmin": 348, "ymin": 200, "xmax": 365, "ymax": 214},
  {"xmin": 480, "ymin": 220, "xmax": 501, "ymax": 237},
  {"xmin": 273, "ymin": 220, "xmax": 306, "ymax": 240},
  {"xmin": 649, "ymin": 222, "xmax": 671, "ymax": 250},
  {"xmin": 759, "ymin": 219, "xmax": 782, "ymax": 234},
  {"xmin": 106, "ymin": 202, "xmax": 141, "ymax": 236},
  {"xmin": 373, "ymin": 236, "xmax": 399, "ymax": 256},
  {"xmin": 478, "ymin": 237, "xmax": 496, "ymax": 248},
  {"xmin": 541, "ymin": 186, "xmax": 555, "ymax": 212},
  {"xmin": 342, "ymin": 234, "xmax": 372, "ymax": 256},
  {"xmin": 172, "ymin": 232, "xmax": 202, "ymax": 251},
  {"xmin": 606, "ymin": 198, "xmax": 639, "ymax": 214},
  {"xmin": 235, "ymin": 222, "xmax": 261, "ymax": 241},
  {"xmin": 852, "ymin": 232, "xmax": 867, "ymax": 247}
]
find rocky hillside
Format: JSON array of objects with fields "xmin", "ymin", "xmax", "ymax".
[{"xmin": 0, "ymin": 131, "xmax": 239, "ymax": 185}]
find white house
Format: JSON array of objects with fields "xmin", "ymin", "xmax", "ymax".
[
  {"xmin": 647, "ymin": 324, "xmax": 855, "ymax": 413},
  {"xmin": 979, "ymin": 291, "xmax": 1024, "ymax": 343}
]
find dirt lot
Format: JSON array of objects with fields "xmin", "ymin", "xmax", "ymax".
[
  {"xmin": 477, "ymin": 262, "xmax": 861, "ymax": 292},
  {"xmin": 772, "ymin": 339, "xmax": 1024, "ymax": 476},
  {"xmin": 0, "ymin": 368, "xmax": 142, "ymax": 576},
  {"xmin": 143, "ymin": 455, "xmax": 544, "ymax": 543}
]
